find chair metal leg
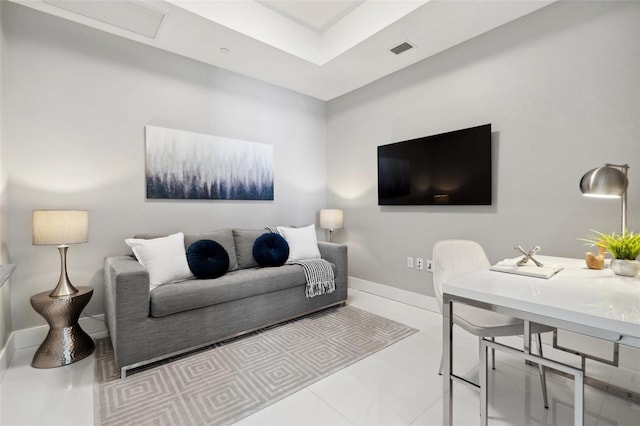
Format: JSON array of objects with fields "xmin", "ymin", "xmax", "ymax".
[
  {"xmin": 491, "ymin": 337, "xmax": 496, "ymax": 370},
  {"xmin": 537, "ymin": 333, "xmax": 549, "ymax": 409},
  {"xmin": 445, "ymin": 327, "xmax": 549, "ymax": 413}
]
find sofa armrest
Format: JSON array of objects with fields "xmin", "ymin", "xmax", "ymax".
[
  {"xmin": 104, "ymin": 255, "xmax": 151, "ymax": 368},
  {"xmin": 318, "ymin": 242, "xmax": 348, "ymax": 291}
]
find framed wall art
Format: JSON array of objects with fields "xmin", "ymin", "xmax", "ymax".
[{"xmin": 145, "ymin": 125, "xmax": 274, "ymax": 200}]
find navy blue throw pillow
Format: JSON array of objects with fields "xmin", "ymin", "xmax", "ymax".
[
  {"xmin": 187, "ymin": 240, "xmax": 229, "ymax": 279},
  {"xmin": 253, "ymin": 233, "xmax": 289, "ymax": 267}
]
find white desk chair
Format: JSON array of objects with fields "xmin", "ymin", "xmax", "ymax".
[{"xmin": 432, "ymin": 239, "xmax": 553, "ymax": 408}]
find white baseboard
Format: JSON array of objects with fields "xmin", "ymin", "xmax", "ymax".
[
  {"xmin": 0, "ymin": 332, "xmax": 16, "ymax": 382},
  {"xmin": 348, "ymin": 276, "xmax": 439, "ymax": 313}
]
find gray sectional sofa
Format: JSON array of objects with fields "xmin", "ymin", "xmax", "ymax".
[{"xmin": 104, "ymin": 228, "xmax": 348, "ymax": 377}]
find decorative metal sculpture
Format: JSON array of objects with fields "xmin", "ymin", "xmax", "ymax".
[{"xmin": 515, "ymin": 245, "xmax": 543, "ymax": 267}]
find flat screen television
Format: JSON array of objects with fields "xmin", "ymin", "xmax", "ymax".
[{"xmin": 377, "ymin": 124, "xmax": 492, "ymax": 205}]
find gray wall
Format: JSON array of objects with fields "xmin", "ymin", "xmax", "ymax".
[
  {"xmin": 0, "ymin": 1, "xmax": 12, "ymax": 348},
  {"xmin": 4, "ymin": 1, "xmax": 640, "ymax": 330},
  {"xmin": 327, "ymin": 1, "xmax": 640, "ymax": 296},
  {"xmin": 4, "ymin": 3, "xmax": 327, "ymax": 330}
]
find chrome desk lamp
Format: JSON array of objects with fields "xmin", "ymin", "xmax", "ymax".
[{"xmin": 580, "ymin": 163, "xmax": 629, "ymax": 233}]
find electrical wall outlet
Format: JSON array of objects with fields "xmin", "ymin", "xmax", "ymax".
[
  {"xmin": 407, "ymin": 256, "xmax": 413, "ymax": 268},
  {"xmin": 416, "ymin": 258, "xmax": 424, "ymax": 270},
  {"xmin": 426, "ymin": 259, "xmax": 433, "ymax": 272}
]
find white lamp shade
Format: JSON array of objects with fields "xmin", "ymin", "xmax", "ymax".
[
  {"xmin": 580, "ymin": 167, "xmax": 628, "ymax": 199},
  {"xmin": 32, "ymin": 210, "xmax": 89, "ymax": 245},
  {"xmin": 320, "ymin": 209, "xmax": 344, "ymax": 230}
]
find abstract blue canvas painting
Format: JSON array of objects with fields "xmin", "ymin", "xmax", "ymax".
[{"xmin": 145, "ymin": 125, "xmax": 274, "ymax": 200}]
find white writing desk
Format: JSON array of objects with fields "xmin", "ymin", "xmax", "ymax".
[{"xmin": 442, "ymin": 256, "xmax": 640, "ymax": 425}]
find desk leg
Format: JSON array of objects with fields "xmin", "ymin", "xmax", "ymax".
[
  {"xmin": 443, "ymin": 299, "xmax": 453, "ymax": 426},
  {"xmin": 524, "ymin": 320, "xmax": 531, "ymax": 356},
  {"xmin": 480, "ymin": 338, "xmax": 488, "ymax": 426},
  {"xmin": 575, "ymin": 371, "xmax": 584, "ymax": 425}
]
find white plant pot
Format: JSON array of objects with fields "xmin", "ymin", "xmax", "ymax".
[{"xmin": 610, "ymin": 259, "xmax": 640, "ymax": 277}]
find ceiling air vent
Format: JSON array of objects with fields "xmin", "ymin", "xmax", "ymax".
[{"xmin": 390, "ymin": 42, "xmax": 414, "ymax": 55}]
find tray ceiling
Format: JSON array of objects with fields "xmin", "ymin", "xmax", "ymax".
[{"xmin": 12, "ymin": 0, "xmax": 556, "ymax": 100}]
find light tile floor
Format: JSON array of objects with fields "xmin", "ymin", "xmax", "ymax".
[{"xmin": 1, "ymin": 289, "xmax": 639, "ymax": 425}]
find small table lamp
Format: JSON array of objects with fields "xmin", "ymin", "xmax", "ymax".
[
  {"xmin": 320, "ymin": 209, "xmax": 344, "ymax": 242},
  {"xmin": 579, "ymin": 163, "xmax": 629, "ymax": 233},
  {"xmin": 32, "ymin": 210, "xmax": 89, "ymax": 297}
]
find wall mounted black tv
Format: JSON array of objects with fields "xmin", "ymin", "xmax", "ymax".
[{"xmin": 378, "ymin": 124, "xmax": 492, "ymax": 205}]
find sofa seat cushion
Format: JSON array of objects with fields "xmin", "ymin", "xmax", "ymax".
[{"xmin": 149, "ymin": 262, "xmax": 336, "ymax": 318}]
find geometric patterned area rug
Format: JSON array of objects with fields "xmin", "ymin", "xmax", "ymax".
[{"xmin": 94, "ymin": 305, "xmax": 417, "ymax": 426}]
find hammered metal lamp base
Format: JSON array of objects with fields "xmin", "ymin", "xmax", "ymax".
[{"xmin": 30, "ymin": 286, "xmax": 95, "ymax": 368}]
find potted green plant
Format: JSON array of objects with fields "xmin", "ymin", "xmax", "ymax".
[{"xmin": 581, "ymin": 230, "xmax": 640, "ymax": 276}]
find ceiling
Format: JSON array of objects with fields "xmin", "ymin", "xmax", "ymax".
[{"xmin": 12, "ymin": 0, "xmax": 556, "ymax": 101}]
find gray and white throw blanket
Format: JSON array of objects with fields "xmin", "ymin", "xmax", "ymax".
[
  {"xmin": 264, "ymin": 226, "xmax": 335, "ymax": 298},
  {"xmin": 290, "ymin": 258, "xmax": 336, "ymax": 298}
]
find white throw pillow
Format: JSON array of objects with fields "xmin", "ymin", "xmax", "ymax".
[
  {"xmin": 276, "ymin": 224, "xmax": 321, "ymax": 262},
  {"xmin": 125, "ymin": 232, "xmax": 194, "ymax": 290}
]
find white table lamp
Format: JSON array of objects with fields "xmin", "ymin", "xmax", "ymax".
[
  {"xmin": 33, "ymin": 210, "xmax": 89, "ymax": 297},
  {"xmin": 320, "ymin": 209, "xmax": 343, "ymax": 242}
]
